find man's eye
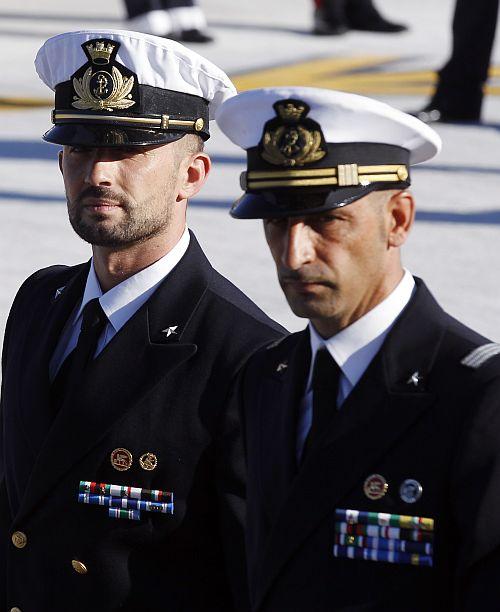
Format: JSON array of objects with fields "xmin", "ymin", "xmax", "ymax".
[
  {"xmin": 69, "ymin": 146, "xmax": 88, "ymax": 154},
  {"xmin": 315, "ymin": 214, "xmax": 338, "ymax": 224},
  {"xmin": 265, "ymin": 218, "xmax": 287, "ymax": 226}
]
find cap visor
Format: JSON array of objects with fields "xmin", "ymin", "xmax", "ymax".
[
  {"xmin": 230, "ymin": 185, "xmax": 382, "ymax": 219},
  {"xmin": 43, "ymin": 124, "xmax": 188, "ymax": 147}
]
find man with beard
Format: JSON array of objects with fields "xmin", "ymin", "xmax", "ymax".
[
  {"xmin": 0, "ymin": 31, "xmax": 283, "ymax": 611},
  {"xmin": 216, "ymin": 87, "xmax": 500, "ymax": 610}
]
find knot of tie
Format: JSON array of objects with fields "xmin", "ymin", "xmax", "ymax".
[{"xmin": 81, "ymin": 298, "xmax": 107, "ymax": 334}]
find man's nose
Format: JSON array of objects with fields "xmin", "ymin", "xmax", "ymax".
[
  {"xmin": 83, "ymin": 152, "xmax": 114, "ymax": 187},
  {"xmin": 281, "ymin": 221, "xmax": 314, "ymax": 270}
]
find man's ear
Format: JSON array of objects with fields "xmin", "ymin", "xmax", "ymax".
[
  {"xmin": 58, "ymin": 150, "xmax": 64, "ymax": 175},
  {"xmin": 387, "ymin": 190, "xmax": 415, "ymax": 248},
  {"xmin": 177, "ymin": 153, "xmax": 211, "ymax": 202}
]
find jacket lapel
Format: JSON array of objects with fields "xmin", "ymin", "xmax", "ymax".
[
  {"xmin": 16, "ymin": 234, "xmax": 212, "ymax": 523},
  {"xmin": 19, "ymin": 263, "xmax": 89, "ymax": 456},
  {"xmin": 259, "ymin": 330, "xmax": 310, "ymax": 520},
  {"xmin": 254, "ymin": 279, "xmax": 447, "ymax": 609}
]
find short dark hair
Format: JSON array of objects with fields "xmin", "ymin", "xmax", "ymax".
[{"xmin": 183, "ymin": 134, "xmax": 204, "ymax": 154}]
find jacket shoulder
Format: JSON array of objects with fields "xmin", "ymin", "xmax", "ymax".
[
  {"xmin": 207, "ymin": 269, "xmax": 287, "ymax": 336},
  {"xmin": 436, "ymin": 314, "xmax": 500, "ymax": 382},
  {"xmin": 11, "ymin": 264, "xmax": 84, "ymax": 309},
  {"xmin": 461, "ymin": 343, "xmax": 500, "ymax": 370},
  {"xmin": 245, "ymin": 331, "xmax": 303, "ymax": 374},
  {"xmin": 437, "ymin": 314, "xmax": 490, "ymax": 361}
]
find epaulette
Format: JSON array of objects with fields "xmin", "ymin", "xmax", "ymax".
[{"xmin": 461, "ymin": 343, "xmax": 500, "ymax": 369}]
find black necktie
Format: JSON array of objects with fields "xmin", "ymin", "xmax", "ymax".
[
  {"xmin": 303, "ymin": 348, "xmax": 342, "ymax": 459},
  {"xmin": 51, "ymin": 298, "xmax": 107, "ymax": 412}
]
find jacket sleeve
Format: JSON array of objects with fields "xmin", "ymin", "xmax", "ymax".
[
  {"xmin": 451, "ymin": 362, "xmax": 500, "ymax": 609},
  {"xmin": 215, "ymin": 369, "xmax": 250, "ymax": 612},
  {"xmin": 0, "ymin": 275, "xmax": 32, "ymax": 483}
]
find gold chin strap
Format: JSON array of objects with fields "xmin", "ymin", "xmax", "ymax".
[
  {"xmin": 52, "ymin": 111, "xmax": 205, "ymax": 133},
  {"xmin": 243, "ymin": 164, "xmax": 409, "ymax": 190}
]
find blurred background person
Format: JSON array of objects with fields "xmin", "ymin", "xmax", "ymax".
[
  {"xmin": 415, "ymin": 0, "xmax": 499, "ymax": 123},
  {"xmin": 313, "ymin": 0, "xmax": 407, "ymax": 35},
  {"xmin": 124, "ymin": 0, "xmax": 213, "ymax": 42}
]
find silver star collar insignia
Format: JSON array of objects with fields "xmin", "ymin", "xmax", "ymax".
[
  {"xmin": 276, "ymin": 361, "xmax": 288, "ymax": 373},
  {"xmin": 162, "ymin": 326, "xmax": 178, "ymax": 338},
  {"xmin": 407, "ymin": 371, "xmax": 422, "ymax": 387},
  {"xmin": 54, "ymin": 286, "xmax": 66, "ymax": 300}
]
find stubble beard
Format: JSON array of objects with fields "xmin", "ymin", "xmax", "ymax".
[
  {"xmin": 278, "ymin": 268, "xmax": 341, "ymax": 320},
  {"xmin": 67, "ymin": 186, "xmax": 173, "ymax": 248},
  {"xmin": 281, "ymin": 282, "xmax": 340, "ymax": 320}
]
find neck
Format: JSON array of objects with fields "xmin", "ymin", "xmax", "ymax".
[
  {"xmin": 92, "ymin": 226, "xmax": 185, "ymax": 292},
  {"xmin": 312, "ymin": 267, "xmax": 405, "ymax": 339}
]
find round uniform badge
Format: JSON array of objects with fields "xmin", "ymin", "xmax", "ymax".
[
  {"xmin": 139, "ymin": 452, "xmax": 158, "ymax": 471},
  {"xmin": 110, "ymin": 448, "xmax": 133, "ymax": 471},
  {"xmin": 399, "ymin": 479, "xmax": 423, "ymax": 504},
  {"xmin": 363, "ymin": 474, "xmax": 388, "ymax": 500}
]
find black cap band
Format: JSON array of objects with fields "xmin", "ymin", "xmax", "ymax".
[
  {"xmin": 245, "ymin": 142, "xmax": 410, "ymax": 190},
  {"xmin": 231, "ymin": 143, "xmax": 411, "ymax": 219},
  {"xmin": 52, "ymin": 82, "xmax": 209, "ymax": 141}
]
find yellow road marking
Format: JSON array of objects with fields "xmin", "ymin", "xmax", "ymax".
[
  {"xmin": 0, "ymin": 97, "xmax": 51, "ymax": 110},
  {"xmin": 1, "ymin": 57, "xmax": 499, "ymax": 110},
  {"xmin": 232, "ymin": 55, "xmax": 395, "ymax": 90},
  {"xmin": 232, "ymin": 56, "xmax": 500, "ymax": 97}
]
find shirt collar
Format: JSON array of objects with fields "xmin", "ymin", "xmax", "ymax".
[
  {"xmin": 74, "ymin": 226, "xmax": 190, "ymax": 332},
  {"xmin": 308, "ymin": 269, "xmax": 416, "ymax": 389}
]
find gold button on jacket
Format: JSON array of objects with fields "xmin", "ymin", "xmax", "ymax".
[
  {"xmin": 71, "ymin": 560, "xmax": 88, "ymax": 575},
  {"xmin": 11, "ymin": 532, "xmax": 27, "ymax": 549}
]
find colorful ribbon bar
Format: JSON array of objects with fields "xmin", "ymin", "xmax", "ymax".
[
  {"xmin": 108, "ymin": 508, "xmax": 141, "ymax": 521},
  {"xmin": 335, "ymin": 533, "xmax": 433, "ymax": 555},
  {"xmin": 335, "ymin": 509, "xmax": 434, "ymax": 532},
  {"xmin": 333, "ymin": 544, "xmax": 433, "ymax": 567},
  {"xmin": 79, "ymin": 481, "xmax": 173, "ymax": 503},
  {"xmin": 335, "ymin": 521, "xmax": 434, "ymax": 543},
  {"xmin": 78, "ymin": 493, "xmax": 174, "ymax": 514}
]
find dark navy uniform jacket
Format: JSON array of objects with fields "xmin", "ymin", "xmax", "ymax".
[
  {"xmin": 0, "ymin": 233, "xmax": 284, "ymax": 612},
  {"xmin": 240, "ymin": 278, "xmax": 500, "ymax": 611}
]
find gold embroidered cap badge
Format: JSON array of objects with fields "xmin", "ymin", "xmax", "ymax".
[
  {"xmin": 260, "ymin": 99, "xmax": 326, "ymax": 168},
  {"xmin": 71, "ymin": 38, "xmax": 136, "ymax": 112}
]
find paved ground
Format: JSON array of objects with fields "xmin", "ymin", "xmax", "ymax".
[{"xmin": 1, "ymin": 0, "xmax": 500, "ymax": 344}]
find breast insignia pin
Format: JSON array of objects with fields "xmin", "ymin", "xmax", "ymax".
[
  {"xmin": 363, "ymin": 474, "xmax": 388, "ymax": 500},
  {"xmin": 139, "ymin": 452, "xmax": 158, "ymax": 471},
  {"xmin": 110, "ymin": 448, "xmax": 133, "ymax": 471},
  {"xmin": 399, "ymin": 479, "xmax": 423, "ymax": 504}
]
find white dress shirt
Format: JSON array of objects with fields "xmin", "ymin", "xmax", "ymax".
[
  {"xmin": 296, "ymin": 269, "xmax": 416, "ymax": 461},
  {"xmin": 49, "ymin": 226, "xmax": 190, "ymax": 381}
]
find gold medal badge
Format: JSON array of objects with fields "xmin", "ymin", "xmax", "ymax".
[{"xmin": 260, "ymin": 99, "xmax": 326, "ymax": 168}]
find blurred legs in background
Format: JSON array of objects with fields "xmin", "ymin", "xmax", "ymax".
[
  {"xmin": 416, "ymin": 0, "xmax": 499, "ymax": 123},
  {"xmin": 124, "ymin": 0, "xmax": 213, "ymax": 43},
  {"xmin": 313, "ymin": 0, "xmax": 407, "ymax": 35}
]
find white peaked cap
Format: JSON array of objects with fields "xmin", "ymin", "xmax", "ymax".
[
  {"xmin": 216, "ymin": 86, "xmax": 441, "ymax": 164},
  {"xmin": 35, "ymin": 29, "xmax": 236, "ymax": 120}
]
